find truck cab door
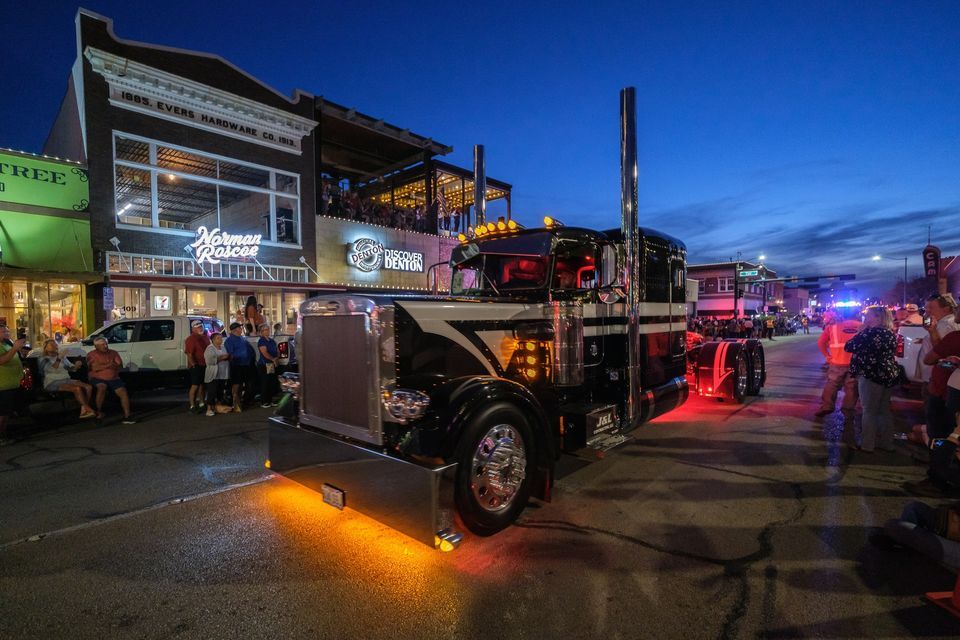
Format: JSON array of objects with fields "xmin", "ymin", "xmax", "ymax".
[{"xmin": 131, "ymin": 319, "xmax": 178, "ymax": 372}]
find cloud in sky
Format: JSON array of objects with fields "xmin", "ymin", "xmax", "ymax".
[{"xmin": 650, "ymin": 201, "xmax": 959, "ymax": 296}]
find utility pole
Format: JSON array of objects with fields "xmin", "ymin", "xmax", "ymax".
[{"xmin": 733, "ymin": 262, "xmax": 740, "ymax": 317}]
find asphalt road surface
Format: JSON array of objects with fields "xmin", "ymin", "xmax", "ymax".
[{"xmin": 2, "ymin": 331, "xmax": 958, "ymax": 639}]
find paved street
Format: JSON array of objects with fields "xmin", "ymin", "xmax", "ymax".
[{"xmin": 1, "ymin": 331, "xmax": 958, "ymax": 639}]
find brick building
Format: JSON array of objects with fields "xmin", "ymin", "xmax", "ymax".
[
  {"xmin": 38, "ymin": 9, "xmax": 497, "ymax": 330},
  {"xmin": 687, "ymin": 261, "xmax": 784, "ymax": 318}
]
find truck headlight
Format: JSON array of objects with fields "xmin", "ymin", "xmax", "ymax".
[{"xmin": 381, "ymin": 388, "xmax": 430, "ymax": 424}]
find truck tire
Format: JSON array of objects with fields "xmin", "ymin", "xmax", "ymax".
[
  {"xmin": 730, "ymin": 347, "xmax": 749, "ymax": 403},
  {"xmin": 454, "ymin": 403, "xmax": 535, "ymax": 536},
  {"xmin": 746, "ymin": 340, "xmax": 765, "ymax": 395}
]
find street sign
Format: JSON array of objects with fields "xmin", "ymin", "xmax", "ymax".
[{"xmin": 739, "ymin": 270, "xmax": 759, "ymax": 277}]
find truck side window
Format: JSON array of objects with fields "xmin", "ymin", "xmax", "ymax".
[
  {"xmin": 643, "ymin": 241, "xmax": 671, "ymax": 302},
  {"xmin": 100, "ymin": 322, "xmax": 137, "ymax": 344},
  {"xmin": 139, "ymin": 320, "xmax": 175, "ymax": 342},
  {"xmin": 553, "ymin": 242, "xmax": 597, "ymax": 290},
  {"xmin": 671, "ymin": 257, "xmax": 686, "ymax": 304}
]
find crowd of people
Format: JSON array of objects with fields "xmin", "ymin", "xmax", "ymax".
[
  {"xmin": 319, "ymin": 182, "xmax": 466, "ymax": 234},
  {"xmin": 814, "ymin": 294, "xmax": 960, "ymax": 570},
  {"xmin": 184, "ymin": 318, "xmax": 281, "ymax": 416},
  {"xmin": 688, "ymin": 312, "xmax": 812, "ymax": 341},
  {"xmin": 0, "ymin": 304, "xmax": 288, "ymax": 444},
  {"xmin": 0, "ymin": 324, "xmax": 136, "ymax": 442}
]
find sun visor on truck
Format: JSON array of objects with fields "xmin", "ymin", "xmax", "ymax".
[{"xmin": 449, "ymin": 233, "xmax": 554, "ymax": 266}]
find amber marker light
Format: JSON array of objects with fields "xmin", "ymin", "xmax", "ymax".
[
  {"xmin": 486, "ymin": 222, "xmax": 496, "ymax": 232},
  {"xmin": 507, "ymin": 220, "xmax": 518, "ymax": 230},
  {"xmin": 264, "ymin": 459, "xmax": 271, "ymax": 469},
  {"xmin": 543, "ymin": 216, "xmax": 553, "ymax": 227},
  {"xmin": 497, "ymin": 221, "xmax": 506, "ymax": 231}
]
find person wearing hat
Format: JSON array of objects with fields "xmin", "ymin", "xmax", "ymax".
[
  {"xmin": 184, "ymin": 320, "xmax": 211, "ymax": 413},
  {"xmin": 919, "ymin": 294, "xmax": 960, "ymax": 440},
  {"xmin": 902, "ymin": 303, "xmax": 924, "ymax": 326},
  {"xmin": 224, "ymin": 321, "xmax": 254, "ymax": 411}
]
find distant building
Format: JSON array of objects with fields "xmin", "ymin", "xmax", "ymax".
[
  {"xmin": 941, "ymin": 255, "xmax": 959, "ymax": 298},
  {"xmin": 687, "ymin": 261, "xmax": 783, "ymax": 318},
  {"xmin": 783, "ymin": 287, "xmax": 810, "ymax": 315}
]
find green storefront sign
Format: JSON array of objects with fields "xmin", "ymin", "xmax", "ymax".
[{"xmin": 0, "ymin": 151, "xmax": 89, "ymax": 212}]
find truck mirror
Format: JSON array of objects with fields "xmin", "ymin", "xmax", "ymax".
[{"xmin": 600, "ymin": 244, "xmax": 621, "ymax": 288}]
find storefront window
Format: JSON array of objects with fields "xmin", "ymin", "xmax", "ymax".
[
  {"xmin": 185, "ymin": 290, "xmax": 219, "ymax": 317},
  {"xmin": 275, "ymin": 196, "xmax": 298, "ymax": 244},
  {"xmin": 0, "ymin": 281, "xmax": 85, "ymax": 344},
  {"xmin": 282, "ymin": 292, "xmax": 305, "ymax": 334},
  {"xmin": 156, "ymin": 145, "xmax": 216, "ymax": 177},
  {"xmin": 157, "ymin": 174, "xmax": 218, "ymax": 231},
  {"xmin": 115, "ymin": 165, "xmax": 152, "ymax": 227},
  {"xmin": 219, "ymin": 185, "xmax": 270, "ymax": 237},
  {"xmin": 219, "ymin": 159, "xmax": 270, "ymax": 189},
  {"xmin": 110, "ymin": 287, "xmax": 147, "ymax": 321},
  {"xmin": 113, "ymin": 132, "xmax": 300, "ymax": 244}
]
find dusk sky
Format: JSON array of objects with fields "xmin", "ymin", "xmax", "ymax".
[{"xmin": 2, "ymin": 1, "xmax": 958, "ymax": 296}]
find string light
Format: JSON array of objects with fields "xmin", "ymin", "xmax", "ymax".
[{"xmin": 0, "ymin": 147, "xmax": 85, "ymax": 165}]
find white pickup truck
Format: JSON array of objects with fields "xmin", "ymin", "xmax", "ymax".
[
  {"xmin": 896, "ymin": 323, "xmax": 929, "ymax": 384},
  {"xmin": 40, "ymin": 316, "xmax": 294, "ymax": 389}
]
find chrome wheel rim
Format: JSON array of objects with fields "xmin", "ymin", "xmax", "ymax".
[
  {"xmin": 736, "ymin": 355, "xmax": 749, "ymax": 397},
  {"xmin": 470, "ymin": 423, "xmax": 527, "ymax": 513}
]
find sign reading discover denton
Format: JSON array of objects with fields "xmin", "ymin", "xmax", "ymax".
[
  {"xmin": 0, "ymin": 152, "xmax": 89, "ymax": 212},
  {"xmin": 191, "ymin": 226, "xmax": 262, "ymax": 265},
  {"xmin": 109, "ymin": 87, "xmax": 301, "ymax": 153},
  {"xmin": 348, "ymin": 238, "xmax": 424, "ymax": 273}
]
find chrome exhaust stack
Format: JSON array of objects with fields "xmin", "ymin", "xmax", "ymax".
[
  {"xmin": 620, "ymin": 86, "xmax": 642, "ymax": 429},
  {"xmin": 473, "ymin": 144, "xmax": 486, "ymax": 228}
]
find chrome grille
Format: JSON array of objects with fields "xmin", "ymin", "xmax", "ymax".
[{"xmin": 301, "ymin": 312, "xmax": 382, "ymax": 445}]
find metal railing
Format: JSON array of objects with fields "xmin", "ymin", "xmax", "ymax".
[{"xmin": 106, "ymin": 251, "xmax": 309, "ymax": 284}]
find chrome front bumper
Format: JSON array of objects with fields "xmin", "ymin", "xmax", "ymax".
[{"xmin": 268, "ymin": 416, "xmax": 458, "ymax": 548}]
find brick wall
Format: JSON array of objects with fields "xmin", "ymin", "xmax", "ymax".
[{"xmin": 78, "ymin": 13, "xmax": 318, "ymax": 279}]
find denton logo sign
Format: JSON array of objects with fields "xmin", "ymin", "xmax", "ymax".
[
  {"xmin": 191, "ymin": 226, "xmax": 262, "ymax": 265},
  {"xmin": 348, "ymin": 238, "xmax": 424, "ymax": 273}
]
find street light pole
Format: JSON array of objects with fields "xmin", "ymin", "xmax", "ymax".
[{"xmin": 901, "ymin": 257, "xmax": 908, "ymax": 308}]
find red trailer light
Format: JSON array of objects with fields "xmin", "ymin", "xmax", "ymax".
[{"xmin": 895, "ymin": 334, "xmax": 904, "ymax": 358}]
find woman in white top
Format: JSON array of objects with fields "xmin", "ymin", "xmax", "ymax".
[
  {"xmin": 39, "ymin": 339, "xmax": 95, "ymax": 419},
  {"xmin": 203, "ymin": 333, "xmax": 231, "ymax": 416}
]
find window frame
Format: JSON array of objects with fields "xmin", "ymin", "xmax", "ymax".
[
  {"xmin": 112, "ymin": 131, "xmax": 302, "ymax": 248},
  {"xmin": 137, "ymin": 319, "xmax": 176, "ymax": 342}
]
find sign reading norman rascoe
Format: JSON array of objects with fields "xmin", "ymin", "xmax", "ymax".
[
  {"xmin": 191, "ymin": 226, "xmax": 262, "ymax": 265},
  {"xmin": 348, "ymin": 238, "xmax": 424, "ymax": 273}
]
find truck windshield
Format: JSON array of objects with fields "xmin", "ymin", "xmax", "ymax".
[{"xmin": 451, "ymin": 254, "xmax": 550, "ymax": 295}]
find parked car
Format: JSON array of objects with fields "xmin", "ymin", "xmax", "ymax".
[{"xmin": 896, "ymin": 322, "xmax": 928, "ymax": 383}]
